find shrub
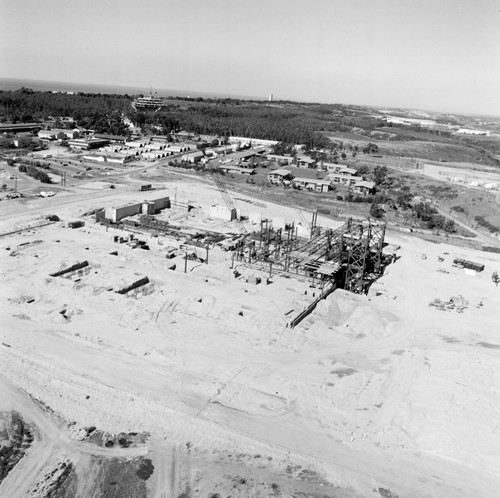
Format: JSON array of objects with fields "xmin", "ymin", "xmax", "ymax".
[
  {"xmin": 475, "ymin": 215, "xmax": 500, "ymax": 233},
  {"xmin": 136, "ymin": 459, "xmax": 154, "ymax": 480}
]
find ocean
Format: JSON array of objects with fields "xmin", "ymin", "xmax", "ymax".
[{"xmin": 0, "ymin": 77, "xmax": 261, "ymax": 101}]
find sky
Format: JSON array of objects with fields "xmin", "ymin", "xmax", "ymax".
[{"xmin": 1, "ymin": 0, "xmax": 499, "ymax": 115}]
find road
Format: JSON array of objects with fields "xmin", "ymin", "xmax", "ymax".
[
  {"xmin": 435, "ymin": 205, "xmax": 500, "ymax": 247},
  {"xmin": 0, "ymin": 376, "xmax": 148, "ymax": 497}
]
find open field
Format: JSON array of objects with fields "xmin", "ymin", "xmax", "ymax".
[{"xmin": 1, "ymin": 167, "xmax": 500, "ymax": 497}]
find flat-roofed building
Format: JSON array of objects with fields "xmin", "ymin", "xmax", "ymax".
[
  {"xmin": 0, "ymin": 123, "xmax": 41, "ymax": 133},
  {"xmin": 328, "ymin": 173, "xmax": 358, "ymax": 186},
  {"xmin": 228, "ymin": 136, "xmax": 279, "ymax": 147},
  {"xmin": 67, "ymin": 138, "xmax": 109, "ymax": 150},
  {"xmin": 38, "ymin": 128, "xmax": 80, "ymax": 140},
  {"xmin": 267, "ymin": 154, "xmax": 293, "ymax": 165},
  {"xmin": 104, "ymin": 196, "xmax": 170, "ymax": 223},
  {"xmin": 324, "ymin": 164, "xmax": 357, "ymax": 175},
  {"xmin": 292, "ymin": 177, "xmax": 330, "ymax": 193},
  {"xmin": 182, "ymin": 151, "xmax": 204, "ymax": 163},
  {"xmin": 220, "ymin": 164, "xmax": 256, "ymax": 175},
  {"xmin": 94, "ymin": 133, "xmax": 128, "ymax": 143}
]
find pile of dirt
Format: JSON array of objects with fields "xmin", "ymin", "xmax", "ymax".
[
  {"xmin": 71, "ymin": 425, "xmax": 149, "ymax": 449},
  {"xmin": 316, "ymin": 290, "xmax": 398, "ymax": 339},
  {"xmin": 29, "ymin": 459, "xmax": 76, "ymax": 498},
  {"xmin": 0, "ymin": 411, "xmax": 34, "ymax": 484}
]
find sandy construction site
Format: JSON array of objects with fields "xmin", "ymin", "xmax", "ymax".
[{"xmin": 2, "ymin": 175, "xmax": 500, "ymax": 498}]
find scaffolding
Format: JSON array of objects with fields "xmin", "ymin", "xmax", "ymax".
[{"xmin": 233, "ymin": 215, "xmax": 387, "ymax": 295}]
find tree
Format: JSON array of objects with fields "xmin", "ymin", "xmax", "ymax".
[
  {"xmin": 396, "ymin": 189, "xmax": 413, "ymax": 210},
  {"xmin": 370, "ymin": 202, "xmax": 384, "ymax": 219},
  {"xmin": 363, "ymin": 142, "xmax": 379, "ymax": 154},
  {"xmin": 373, "ymin": 165, "xmax": 388, "ymax": 186},
  {"xmin": 492, "ymin": 271, "xmax": 499, "ymax": 287},
  {"xmin": 442, "ymin": 219, "xmax": 455, "ymax": 233},
  {"xmin": 414, "ymin": 202, "xmax": 436, "ymax": 222},
  {"xmin": 356, "ymin": 165, "xmax": 370, "ymax": 177}
]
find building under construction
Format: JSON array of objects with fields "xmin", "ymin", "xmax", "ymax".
[{"xmin": 233, "ymin": 213, "xmax": 388, "ymax": 296}]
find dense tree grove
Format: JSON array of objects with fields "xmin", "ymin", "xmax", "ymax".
[
  {"xmin": 0, "ymin": 88, "xmax": 131, "ymax": 135},
  {"xmin": 0, "ymin": 89, "xmax": 392, "ymax": 149},
  {"xmin": 17, "ymin": 164, "xmax": 52, "ymax": 183},
  {"xmin": 136, "ymin": 103, "xmax": 339, "ymax": 149}
]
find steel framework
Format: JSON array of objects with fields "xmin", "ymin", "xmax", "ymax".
[{"xmin": 233, "ymin": 216, "xmax": 387, "ymax": 295}]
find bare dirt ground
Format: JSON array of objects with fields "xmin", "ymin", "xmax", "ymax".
[{"xmin": 1, "ymin": 172, "xmax": 500, "ymax": 497}]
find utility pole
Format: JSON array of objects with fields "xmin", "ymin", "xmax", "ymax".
[{"xmin": 14, "ymin": 175, "xmax": 18, "ymax": 193}]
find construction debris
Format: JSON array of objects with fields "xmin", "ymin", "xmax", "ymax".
[{"xmin": 429, "ymin": 295, "xmax": 469, "ymax": 313}]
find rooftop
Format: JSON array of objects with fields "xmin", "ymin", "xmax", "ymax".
[
  {"xmin": 283, "ymin": 166, "xmax": 327, "ymax": 180},
  {"xmin": 268, "ymin": 168, "xmax": 294, "ymax": 177},
  {"xmin": 296, "ymin": 156, "xmax": 316, "ymax": 164},
  {"xmin": 354, "ymin": 180, "xmax": 375, "ymax": 188}
]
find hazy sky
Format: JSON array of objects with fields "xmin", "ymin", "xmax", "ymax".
[{"xmin": 1, "ymin": 0, "xmax": 499, "ymax": 115}]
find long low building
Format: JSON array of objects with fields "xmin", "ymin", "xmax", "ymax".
[
  {"xmin": 0, "ymin": 123, "xmax": 41, "ymax": 133},
  {"xmin": 220, "ymin": 164, "xmax": 256, "ymax": 175},
  {"xmin": 94, "ymin": 133, "xmax": 129, "ymax": 143},
  {"xmin": 228, "ymin": 136, "xmax": 279, "ymax": 147},
  {"xmin": 104, "ymin": 196, "xmax": 170, "ymax": 223},
  {"xmin": 38, "ymin": 128, "xmax": 80, "ymax": 140},
  {"xmin": 328, "ymin": 173, "xmax": 358, "ymax": 186},
  {"xmin": 267, "ymin": 154, "xmax": 294, "ymax": 165},
  {"xmin": 292, "ymin": 177, "xmax": 330, "ymax": 193},
  {"xmin": 67, "ymin": 138, "xmax": 109, "ymax": 150},
  {"xmin": 83, "ymin": 153, "xmax": 135, "ymax": 165}
]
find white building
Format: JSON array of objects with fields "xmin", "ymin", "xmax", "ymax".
[{"xmin": 209, "ymin": 204, "xmax": 237, "ymax": 221}]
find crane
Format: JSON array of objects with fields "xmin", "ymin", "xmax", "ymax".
[{"xmin": 206, "ymin": 159, "xmax": 247, "ymax": 234}]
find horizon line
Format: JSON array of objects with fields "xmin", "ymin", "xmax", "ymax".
[{"xmin": 1, "ymin": 76, "xmax": 499, "ymax": 120}]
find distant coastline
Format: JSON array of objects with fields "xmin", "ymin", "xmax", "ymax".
[{"xmin": 0, "ymin": 77, "xmax": 261, "ymax": 101}]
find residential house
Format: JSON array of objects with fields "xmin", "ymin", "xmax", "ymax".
[
  {"xmin": 296, "ymin": 156, "xmax": 316, "ymax": 168},
  {"xmin": 268, "ymin": 168, "xmax": 294, "ymax": 185},
  {"xmin": 292, "ymin": 177, "xmax": 331, "ymax": 193},
  {"xmin": 328, "ymin": 173, "xmax": 358, "ymax": 186},
  {"xmin": 266, "ymin": 154, "xmax": 294, "ymax": 165},
  {"xmin": 336, "ymin": 166, "xmax": 357, "ymax": 176},
  {"xmin": 353, "ymin": 180, "xmax": 375, "ymax": 196}
]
